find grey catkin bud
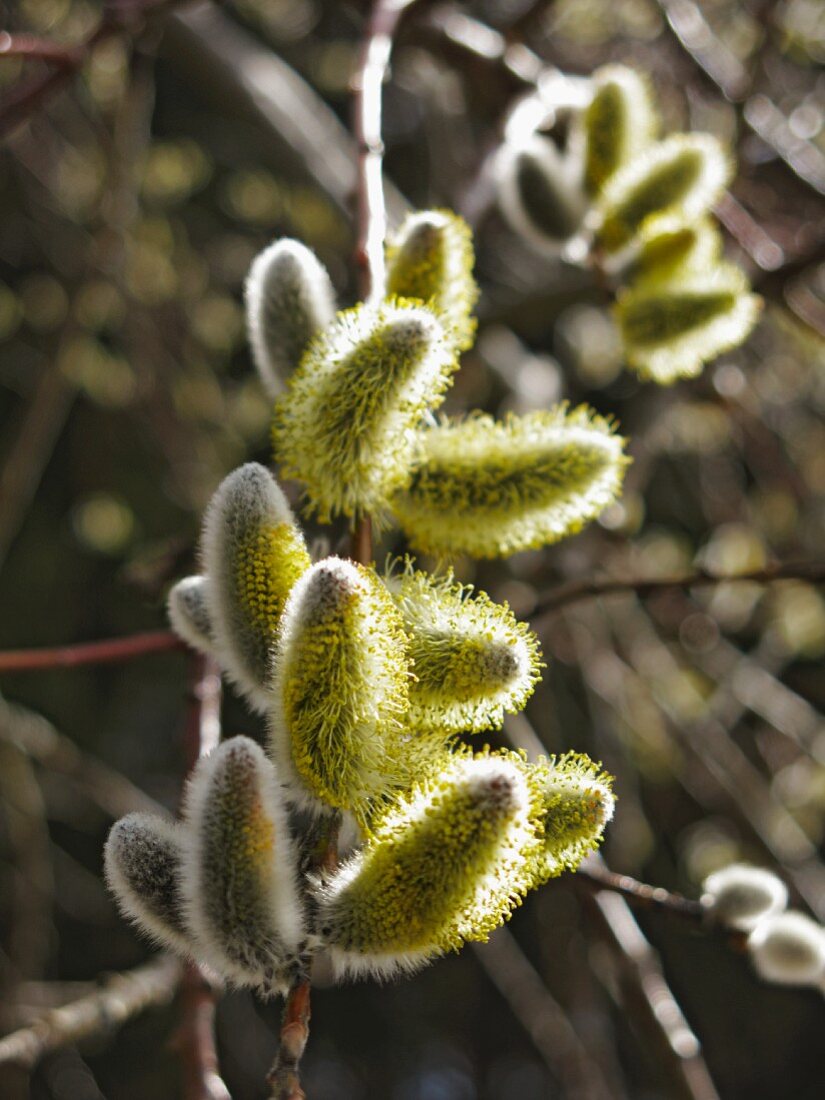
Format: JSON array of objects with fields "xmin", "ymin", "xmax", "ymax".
[
  {"xmin": 747, "ymin": 911, "xmax": 825, "ymax": 987},
  {"xmin": 702, "ymin": 864, "xmax": 788, "ymax": 931},
  {"xmin": 167, "ymin": 576, "xmax": 215, "ymax": 656},
  {"xmin": 181, "ymin": 736, "xmax": 304, "ymax": 994},
  {"xmin": 496, "ymin": 136, "xmax": 587, "ymax": 251},
  {"xmin": 104, "ymin": 813, "xmax": 191, "ymax": 956},
  {"xmin": 245, "ymin": 239, "xmax": 336, "ymax": 396},
  {"xmin": 201, "ymin": 463, "xmax": 310, "ymax": 711}
]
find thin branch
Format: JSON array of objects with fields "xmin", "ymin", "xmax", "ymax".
[
  {"xmin": 531, "ymin": 559, "xmax": 825, "ymax": 619},
  {"xmin": 0, "ymin": 954, "xmax": 181, "ymax": 1070},
  {"xmin": 352, "ymin": 0, "xmax": 416, "ymax": 304},
  {"xmin": 0, "ymin": 631, "xmax": 184, "ymax": 674},
  {"xmin": 576, "ymin": 860, "xmax": 715, "ymax": 926}
]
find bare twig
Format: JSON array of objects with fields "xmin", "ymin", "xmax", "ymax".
[
  {"xmin": 0, "ymin": 954, "xmax": 181, "ymax": 1070},
  {"xmin": 576, "ymin": 859, "xmax": 706, "ymax": 923},
  {"xmin": 0, "ymin": 631, "xmax": 183, "ymax": 674},
  {"xmin": 531, "ymin": 559, "xmax": 825, "ymax": 619}
]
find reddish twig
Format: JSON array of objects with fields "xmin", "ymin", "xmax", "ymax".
[
  {"xmin": 576, "ymin": 860, "xmax": 707, "ymax": 923},
  {"xmin": 0, "ymin": 631, "xmax": 184, "ymax": 674}
]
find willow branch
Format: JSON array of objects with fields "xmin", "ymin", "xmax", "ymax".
[
  {"xmin": 576, "ymin": 861, "xmax": 708, "ymax": 923},
  {"xmin": 0, "ymin": 631, "xmax": 184, "ymax": 673},
  {"xmin": 531, "ymin": 559, "xmax": 825, "ymax": 619},
  {"xmin": 0, "ymin": 954, "xmax": 181, "ymax": 1070}
]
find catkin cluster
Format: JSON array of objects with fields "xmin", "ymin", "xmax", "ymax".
[
  {"xmin": 106, "ymin": 209, "xmax": 623, "ymax": 992},
  {"xmin": 496, "ymin": 64, "xmax": 761, "ymax": 382}
]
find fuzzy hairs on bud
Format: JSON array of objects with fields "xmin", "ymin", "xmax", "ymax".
[
  {"xmin": 245, "ymin": 239, "xmax": 336, "ymax": 396},
  {"xmin": 386, "ymin": 563, "xmax": 543, "ymax": 734},
  {"xmin": 167, "ymin": 576, "xmax": 215, "ymax": 656},
  {"xmin": 702, "ymin": 864, "xmax": 788, "ymax": 932},
  {"xmin": 314, "ymin": 754, "xmax": 536, "ymax": 981},
  {"xmin": 496, "ymin": 135, "xmax": 588, "ymax": 254},
  {"xmin": 269, "ymin": 557, "xmax": 415, "ymax": 824},
  {"xmin": 104, "ymin": 813, "xmax": 191, "ymax": 957},
  {"xmin": 272, "ymin": 301, "xmax": 456, "ymax": 522},
  {"xmin": 596, "ymin": 133, "xmax": 731, "ymax": 253},
  {"xmin": 201, "ymin": 463, "xmax": 310, "ymax": 711},
  {"xmin": 181, "ymin": 736, "xmax": 304, "ymax": 994},
  {"xmin": 391, "ymin": 406, "xmax": 629, "ymax": 559},
  {"xmin": 747, "ymin": 911, "xmax": 825, "ymax": 987}
]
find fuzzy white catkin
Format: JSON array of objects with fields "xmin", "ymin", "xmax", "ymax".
[
  {"xmin": 181, "ymin": 736, "xmax": 304, "ymax": 993},
  {"xmin": 167, "ymin": 576, "xmax": 215, "ymax": 655},
  {"xmin": 702, "ymin": 864, "xmax": 788, "ymax": 931},
  {"xmin": 245, "ymin": 239, "xmax": 336, "ymax": 396},
  {"xmin": 747, "ymin": 911, "xmax": 825, "ymax": 987}
]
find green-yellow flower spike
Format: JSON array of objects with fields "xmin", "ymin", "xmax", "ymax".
[
  {"xmin": 202, "ymin": 463, "xmax": 310, "ymax": 711},
  {"xmin": 104, "ymin": 813, "xmax": 191, "ymax": 957},
  {"xmin": 526, "ymin": 754, "xmax": 615, "ymax": 882},
  {"xmin": 181, "ymin": 737, "xmax": 303, "ymax": 994},
  {"xmin": 597, "ymin": 133, "xmax": 731, "ymax": 253},
  {"xmin": 385, "ymin": 210, "xmax": 478, "ymax": 354},
  {"xmin": 584, "ymin": 64, "xmax": 658, "ymax": 196},
  {"xmin": 616, "ymin": 265, "xmax": 762, "ymax": 383},
  {"xmin": 245, "ymin": 239, "xmax": 336, "ymax": 397},
  {"xmin": 391, "ymin": 407, "xmax": 629, "ymax": 558},
  {"xmin": 628, "ymin": 215, "xmax": 722, "ymax": 287},
  {"xmin": 270, "ymin": 557, "xmax": 415, "ymax": 824},
  {"xmin": 315, "ymin": 754, "xmax": 537, "ymax": 980},
  {"xmin": 167, "ymin": 576, "xmax": 215, "ymax": 657},
  {"xmin": 388, "ymin": 564, "xmax": 543, "ymax": 734},
  {"xmin": 272, "ymin": 301, "xmax": 456, "ymax": 522},
  {"xmin": 496, "ymin": 135, "xmax": 588, "ymax": 251}
]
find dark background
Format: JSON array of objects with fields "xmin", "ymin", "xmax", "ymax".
[{"xmin": 1, "ymin": 1, "xmax": 824, "ymax": 1097}]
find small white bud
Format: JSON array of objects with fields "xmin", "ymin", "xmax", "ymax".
[
  {"xmin": 167, "ymin": 576, "xmax": 215, "ymax": 656},
  {"xmin": 245, "ymin": 239, "xmax": 336, "ymax": 396},
  {"xmin": 702, "ymin": 864, "xmax": 788, "ymax": 931},
  {"xmin": 747, "ymin": 911, "xmax": 825, "ymax": 987}
]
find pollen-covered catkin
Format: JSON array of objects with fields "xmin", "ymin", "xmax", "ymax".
[
  {"xmin": 496, "ymin": 135, "xmax": 588, "ymax": 250},
  {"xmin": 391, "ymin": 406, "xmax": 629, "ymax": 558},
  {"xmin": 385, "ymin": 210, "xmax": 478, "ymax": 354},
  {"xmin": 597, "ymin": 133, "xmax": 731, "ymax": 253},
  {"xmin": 616, "ymin": 265, "xmax": 761, "ymax": 383},
  {"xmin": 316, "ymin": 754, "xmax": 537, "ymax": 980},
  {"xmin": 272, "ymin": 301, "xmax": 456, "ymax": 522},
  {"xmin": 181, "ymin": 737, "xmax": 303, "ymax": 994},
  {"xmin": 167, "ymin": 576, "xmax": 215, "ymax": 656},
  {"xmin": 702, "ymin": 864, "xmax": 788, "ymax": 932},
  {"xmin": 104, "ymin": 813, "xmax": 191, "ymax": 957},
  {"xmin": 387, "ymin": 564, "xmax": 542, "ymax": 734},
  {"xmin": 245, "ymin": 239, "xmax": 336, "ymax": 396},
  {"xmin": 269, "ymin": 558, "xmax": 415, "ymax": 824},
  {"xmin": 628, "ymin": 216, "xmax": 722, "ymax": 287},
  {"xmin": 526, "ymin": 755, "xmax": 615, "ymax": 881},
  {"xmin": 201, "ymin": 463, "xmax": 310, "ymax": 710},
  {"xmin": 583, "ymin": 64, "xmax": 657, "ymax": 196}
]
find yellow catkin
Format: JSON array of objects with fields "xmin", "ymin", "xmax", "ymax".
[{"xmin": 391, "ymin": 406, "xmax": 629, "ymax": 558}]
